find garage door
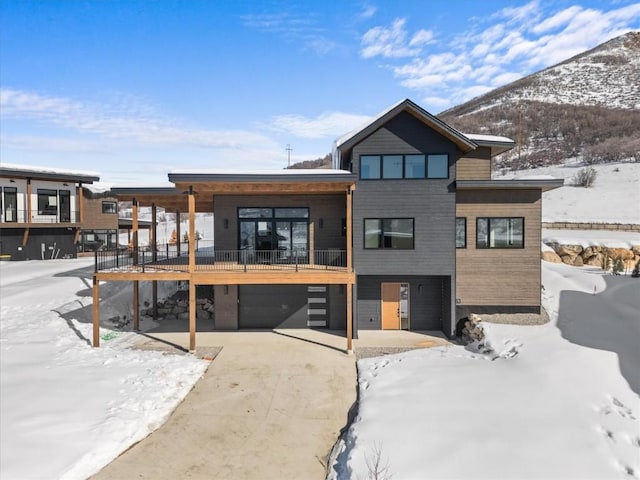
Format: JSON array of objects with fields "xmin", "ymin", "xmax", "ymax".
[{"xmin": 238, "ymin": 285, "xmax": 309, "ymax": 329}]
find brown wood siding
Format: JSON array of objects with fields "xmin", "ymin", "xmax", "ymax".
[
  {"xmin": 213, "ymin": 194, "xmax": 346, "ymax": 251},
  {"xmin": 456, "ymin": 189, "xmax": 541, "ymax": 307},
  {"xmin": 81, "ymin": 197, "xmax": 119, "ymax": 230},
  {"xmin": 456, "ymin": 147, "xmax": 492, "ymax": 180}
]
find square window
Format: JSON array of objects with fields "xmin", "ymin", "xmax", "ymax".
[
  {"xmin": 382, "ymin": 155, "xmax": 403, "ymax": 179},
  {"xmin": 360, "ymin": 155, "xmax": 381, "ymax": 179},
  {"xmin": 405, "ymin": 155, "xmax": 425, "ymax": 178},
  {"xmin": 476, "ymin": 217, "xmax": 524, "ymax": 248},
  {"xmin": 102, "ymin": 201, "xmax": 117, "ymax": 214},
  {"xmin": 427, "ymin": 154, "xmax": 449, "ymax": 178}
]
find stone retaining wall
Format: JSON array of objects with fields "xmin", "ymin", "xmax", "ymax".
[{"xmin": 542, "ymin": 222, "xmax": 640, "ymax": 232}]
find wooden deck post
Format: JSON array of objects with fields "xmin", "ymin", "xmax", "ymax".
[
  {"xmin": 26, "ymin": 179, "xmax": 32, "ymax": 224},
  {"xmin": 151, "ymin": 203, "xmax": 158, "ymax": 319},
  {"xmin": 188, "ymin": 187, "xmax": 196, "ymax": 353},
  {"xmin": 346, "ymin": 185, "xmax": 354, "ymax": 353},
  {"xmin": 176, "ymin": 210, "xmax": 181, "ymax": 257},
  {"xmin": 93, "ymin": 276, "xmax": 100, "ymax": 347},
  {"xmin": 78, "ymin": 184, "xmax": 84, "ymax": 224},
  {"xmin": 132, "ymin": 199, "xmax": 139, "ymax": 265},
  {"xmin": 346, "ymin": 283, "xmax": 353, "ymax": 352},
  {"xmin": 133, "ymin": 280, "xmax": 139, "ymax": 331}
]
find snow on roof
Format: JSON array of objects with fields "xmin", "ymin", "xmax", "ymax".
[
  {"xmin": 168, "ymin": 168, "xmax": 352, "ymax": 175},
  {"xmin": 83, "ymin": 182, "xmax": 112, "ymax": 194},
  {"xmin": 464, "ymin": 133, "xmax": 515, "ymax": 144},
  {"xmin": 0, "ymin": 162, "xmax": 100, "ymax": 178}
]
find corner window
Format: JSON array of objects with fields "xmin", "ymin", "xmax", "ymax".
[
  {"xmin": 477, "ymin": 217, "xmax": 524, "ymax": 248},
  {"xmin": 102, "ymin": 201, "xmax": 117, "ymax": 214},
  {"xmin": 360, "ymin": 155, "xmax": 381, "ymax": 179},
  {"xmin": 360, "ymin": 154, "xmax": 449, "ymax": 179},
  {"xmin": 456, "ymin": 217, "xmax": 466, "ymax": 248},
  {"xmin": 364, "ymin": 218, "xmax": 414, "ymax": 249},
  {"xmin": 37, "ymin": 189, "xmax": 58, "ymax": 215}
]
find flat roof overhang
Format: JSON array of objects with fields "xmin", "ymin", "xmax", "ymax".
[
  {"xmin": 456, "ymin": 179, "xmax": 564, "ymax": 192},
  {"xmin": 111, "ymin": 172, "xmax": 357, "ymax": 212},
  {"xmin": 0, "ymin": 167, "xmax": 99, "ymax": 183}
]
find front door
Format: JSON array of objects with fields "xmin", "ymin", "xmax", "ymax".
[{"xmin": 381, "ymin": 282, "xmax": 410, "ymax": 330}]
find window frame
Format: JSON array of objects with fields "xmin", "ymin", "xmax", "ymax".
[
  {"xmin": 102, "ymin": 201, "xmax": 117, "ymax": 214},
  {"xmin": 2, "ymin": 187, "xmax": 18, "ymax": 223},
  {"xmin": 476, "ymin": 217, "xmax": 525, "ymax": 249},
  {"xmin": 359, "ymin": 154, "xmax": 449, "ymax": 180},
  {"xmin": 37, "ymin": 189, "xmax": 58, "ymax": 216},
  {"xmin": 455, "ymin": 217, "xmax": 467, "ymax": 249},
  {"xmin": 363, "ymin": 217, "xmax": 415, "ymax": 250}
]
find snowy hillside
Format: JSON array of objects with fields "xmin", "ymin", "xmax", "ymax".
[{"xmin": 498, "ymin": 161, "xmax": 640, "ymax": 225}]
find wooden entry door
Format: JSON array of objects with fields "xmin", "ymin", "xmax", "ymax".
[{"xmin": 382, "ymin": 282, "xmax": 410, "ymax": 330}]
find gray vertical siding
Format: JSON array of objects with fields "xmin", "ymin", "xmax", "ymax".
[
  {"xmin": 357, "ymin": 275, "xmax": 446, "ymax": 331},
  {"xmin": 345, "ymin": 111, "xmax": 458, "ymax": 333}
]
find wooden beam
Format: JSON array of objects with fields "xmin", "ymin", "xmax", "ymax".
[
  {"xmin": 133, "ymin": 280, "xmax": 139, "ymax": 331},
  {"xmin": 22, "ymin": 228, "xmax": 29, "ymax": 247},
  {"xmin": 93, "ymin": 276, "xmax": 100, "ymax": 347},
  {"xmin": 78, "ymin": 184, "xmax": 84, "ymax": 224},
  {"xmin": 176, "ymin": 210, "xmax": 181, "ymax": 257},
  {"xmin": 346, "ymin": 185, "xmax": 353, "ymax": 272},
  {"xmin": 96, "ymin": 271, "xmax": 191, "ymax": 281},
  {"xmin": 188, "ymin": 190, "xmax": 196, "ymax": 273},
  {"xmin": 26, "ymin": 179, "xmax": 32, "ymax": 224},
  {"xmin": 346, "ymin": 283, "xmax": 353, "ymax": 353},
  {"xmin": 189, "ymin": 279, "xmax": 196, "ymax": 352},
  {"xmin": 73, "ymin": 228, "xmax": 81, "ymax": 244},
  {"xmin": 151, "ymin": 203, "xmax": 157, "ymax": 263},
  {"xmin": 132, "ymin": 199, "xmax": 139, "ymax": 265},
  {"xmin": 95, "ymin": 270, "xmax": 354, "ymax": 284}
]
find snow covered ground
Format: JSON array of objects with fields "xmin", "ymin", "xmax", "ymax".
[
  {"xmin": 329, "ymin": 261, "xmax": 640, "ymax": 479},
  {"xmin": 0, "ymin": 259, "xmax": 208, "ymax": 480},
  {"xmin": 498, "ymin": 161, "xmax": 640, "ymax": 225}
]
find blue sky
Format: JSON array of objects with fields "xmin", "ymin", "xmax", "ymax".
[{"xmin": 1, "ymin": 0, "xmax": 639, "ymax": 185}]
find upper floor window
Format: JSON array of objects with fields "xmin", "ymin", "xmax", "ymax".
[
  {"xmin": 102, "ymin": 201, "xmax": 117, "ymax": 214},
  {"xmin": 37, "ymin": 189, "xmax": 58, "ymax": 215},
  {"xmin": 456, "ymin": 217, "xmax": 466, "ymax": 248},
  {"xmin": 2, "ymin": 187, "xmax": 17, "ymax": 222},
  {"xmin": 359, "ymin": 154, "xmax": 449, "ymax": 180},
  {"xmin": 476, "ymin": 217, "xmax": 524, "ymax": 249},
  {"xmin": 364, "ymin": 218, "xmax": 414, "ymax": 249}
]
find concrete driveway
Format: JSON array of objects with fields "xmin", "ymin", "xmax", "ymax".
[{"xmin": 91, "ymin": 331, "xmax": 356, "ymax": 480}]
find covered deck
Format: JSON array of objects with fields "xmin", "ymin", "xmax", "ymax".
[{"xmin": 92, "ymin": 170, "xmax": 357, "ymax": 352}]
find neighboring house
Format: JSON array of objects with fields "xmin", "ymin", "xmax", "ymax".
[
  {"xmin": 92, "ymin": 99, "xmax": 562, "ymax": 350},
  {"xmin": 78, "ymin": 185, "xmax": 120, "ymax": 253},
  {"xmin": 0, "ymin": 164, "xmax": 100, "ymax": 260}
]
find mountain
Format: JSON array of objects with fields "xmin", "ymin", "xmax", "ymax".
[{"xmin": 439, "ymin": 31, "xmax": 640, "ymax": 169}]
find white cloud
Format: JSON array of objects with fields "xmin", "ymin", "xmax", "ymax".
[
  {"xmin": 361, "ymin": 18, "xmax": 424, "ymax": 58},
  {"xmin": 359, "ymin": 5, "xmax": 377, "ymax": 19},
  {"xmin": 267, "ymin": 111, "xmax": 371, "ymax": 139},
  {"xmin": 0, "ymin": 88, "xmax": 279, "ymax": 151},
  {"xmin": 360, "ymin": 1, "xmax": 640, "ymax": 111}
]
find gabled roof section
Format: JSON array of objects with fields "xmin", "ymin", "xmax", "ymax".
[
  {"xmin": 0, "ymin": 163, "xmax": 100, "ymax": 183},
  {"xmin": 334, "ymin": 99, "xmax": 478, "ymax": 155},
  {"xmin": 464, "ymin": 133, "xmax": 515, "ymax": 156}
]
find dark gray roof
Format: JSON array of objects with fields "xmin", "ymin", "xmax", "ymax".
[
  {"xmin": 456, "ymin": 179, "xmax": 564, "ymax": 192},
  {"xmin": 0, "ymin": 165, "xmax": 99, "ymax": 183},
  {"xmin": 168, "ymin": 170, "xmax": 357, "ymax": 183}
]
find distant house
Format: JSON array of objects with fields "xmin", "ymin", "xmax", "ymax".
[
  {"xmin": 78, "ymin": 185, "xmax": 120, "ymax": 253},
  {"xmin": 0, "ymin": 164, "xmax": 100, "ymax": 260},
  {"xmin": 92, "ymin": 99, "xmax": 563, "ymax": 350}
]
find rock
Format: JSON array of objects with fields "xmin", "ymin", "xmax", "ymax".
[
  {"xmin": 571, "ymin": 255, "xmax": 584, "ymax": 266},
  {"xmin": 584, "ymin": 253, "xmax": 605, "ymax": 267},
  {"xmin": 631, "ymin": 245, "xmax": 640, "ymax": 257},
  {"xmin": 541, "ymin": 250, "xmax": 562, "ymax": 263},
  {"xmin": 560, "ymin": 254, "xmax": 576, "ymax": 265},
  {"xmin": 604, "ymin": 248, "xmax": 634, "ymax": 261},
  {"xmin": 555, "ymin": 244, "xmax": 583, "ymax": 256},
  {"xmin": 582, "ymin": 246, "xmax": 602, "ymax": 258}
]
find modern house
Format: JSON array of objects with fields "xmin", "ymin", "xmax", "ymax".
[
  {"xmin": 92, "ymin": 99, "xmax": 563, "ymax": 351},
  {"xmin": 0, "ymin": 164, "xmax": 100, "ymax": 260},
  {"xmin": 78, "ymin": 186, "xmax": 120, "ymax": 253}
]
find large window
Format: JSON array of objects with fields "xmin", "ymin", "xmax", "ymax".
[
  {"xmin": 359, "ymin": 154, "xmax": 449, "ymax": 179},
  {"xmin": 102, "ymin": 201, "xmax": 117, "ymax": 214},
  {"xmin": 456, "ymin": 217, "xmax": 466, "ymax": 248},
  {"xmin": 238, "ymin": 207, "xmax": 309, "ymax": 257},
  {"xmin": 476, "ymin": 217, "xmax": 524, "ymax": 249},
  {"xmin": 3, "ymin": 187, "xmax": 17, "ymax": 222},
  {"xmin": 364, "ymin": 218, "xmax": 414, "ymax": 249},
  {"xmin": 37, "ymin": 189, "xmax": 58, "ymax": 216}
]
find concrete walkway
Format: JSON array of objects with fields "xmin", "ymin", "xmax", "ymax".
[{"xmin": 92, "ymin": 331, "xmax": 356, "ymax": 480}]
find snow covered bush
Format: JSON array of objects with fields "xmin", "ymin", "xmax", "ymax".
[{"xmin": 573, "ymin": 166, "xmax": 597, "ymax": 187}]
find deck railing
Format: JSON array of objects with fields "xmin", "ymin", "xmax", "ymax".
[{"xmin": 95, "ymin": 245, "xmax": 347, "ymax": 273}]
